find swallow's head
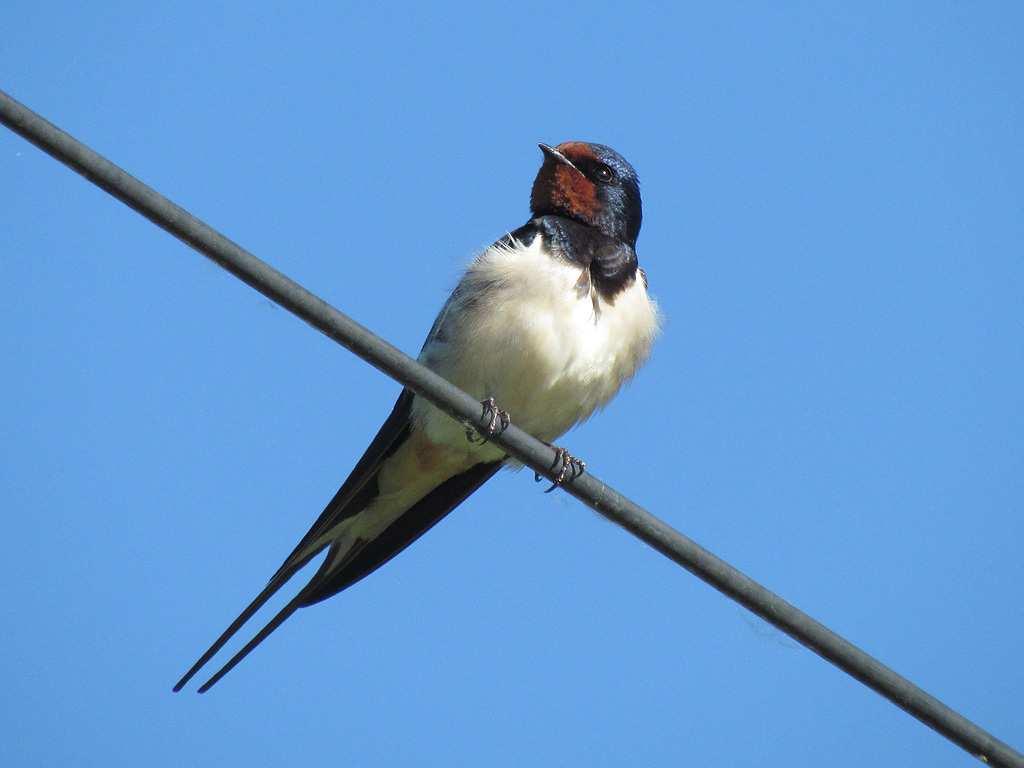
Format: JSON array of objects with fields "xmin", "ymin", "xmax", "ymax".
[{"xmin": 530, "ymin": 141, "xmax": 642, "ymax": 246}]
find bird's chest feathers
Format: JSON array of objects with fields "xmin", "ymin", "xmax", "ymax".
[
  {"xmin": 430, "ymin": 237, "xmax": 658, "ymax": 440},
  {"xmin": 486, "ymin": 246, "xmax": 636, "ymax": 379}
]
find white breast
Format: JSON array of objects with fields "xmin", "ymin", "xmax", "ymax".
[{"xmin": 414, "ymin": 236, "xmax": 660, "ymax": 454}]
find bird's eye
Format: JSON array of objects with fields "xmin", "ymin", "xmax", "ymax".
[{"xmin": 594, "ymin": 164, "xmax": 614, "ymax": 183}]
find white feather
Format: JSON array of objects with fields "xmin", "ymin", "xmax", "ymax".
[
  {"xmin": 415, "ymin": 234, "xmax": 660, "ymax": 456},
  {"xmin": 314, "ymin": 235, "xmax": 659, "ymax": 556}
]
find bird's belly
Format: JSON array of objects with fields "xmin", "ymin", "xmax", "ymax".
[
  {"xmin": 416, "ymin": 254, "xmax": 658, "ymax": 452},
  {"xmin": 475, "ymin": 296, "xmax": 622, "ymax": 439}
]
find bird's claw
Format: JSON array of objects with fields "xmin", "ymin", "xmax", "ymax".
[
  {"xmin": 465, "ymin": 397, "xmax": 511, "ymax": 444},
  {"xmin": 534, "ymin": 446, "xmax": 586, "ymax": 492}
]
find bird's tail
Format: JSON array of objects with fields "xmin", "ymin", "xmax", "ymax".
[
  {"xmin": 173, "ymin": 392, "xmax": 416, "ymax": 693},
  {"xmin": 172, "ymin": 544, "xmax": 328, "ymax": 693},
  {"xmin": 173, "ymin": 457, "xmax": 502, "ymax": 692}
]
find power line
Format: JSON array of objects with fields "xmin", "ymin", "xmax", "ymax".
[{"xmin": 2, "ymin": 88, "xmax": 1019, "ymax": 768}]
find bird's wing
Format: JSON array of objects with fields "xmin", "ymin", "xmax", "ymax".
[
  {"xmin": 191, "ymin": 459, "xmax": 502, "ymax": 692},
  {"xmin": 174, "ymin": 388, "xmax": 415, "ymax": 692},
  {"xmin": 177, "ymin": 369, "xmax": 506, "ymax": 690},
  {"xmin": 268, "ymin": 388, "xmax": 417, "ymax": 582}
]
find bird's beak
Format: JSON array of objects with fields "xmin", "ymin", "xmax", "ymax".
[{"xmin": 538, "ymin": 143, "xmax": 581, "ymax": 173}]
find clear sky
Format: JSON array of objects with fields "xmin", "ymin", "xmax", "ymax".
[{"xmin": 2, "ymin": 3, "xmax": 1021, "ymax": 766}]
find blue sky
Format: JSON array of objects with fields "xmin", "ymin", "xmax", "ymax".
[{"xmin": 2, "ymin": 2, "xmax": 1021, "ymax": 766}]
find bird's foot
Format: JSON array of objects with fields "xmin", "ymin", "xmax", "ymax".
[
  {"xmin": 465, "ymin": 397, "xmax": 511, "ymax": 444},
  {"xmin": 534, "ymin": 445, "xmax": 586, "ymax": 493}
]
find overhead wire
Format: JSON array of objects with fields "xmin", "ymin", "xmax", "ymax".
[{"xmin": 2, "ymin": 88, "xmax": 1019, "ymax": 768}]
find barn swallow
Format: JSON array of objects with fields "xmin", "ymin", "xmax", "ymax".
[{"xmin": 174, "ymin": 141, "xmax": 660, "ymax": 692}]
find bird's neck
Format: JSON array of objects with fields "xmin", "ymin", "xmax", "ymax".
[{"xmin": 532, "ymin": 215, "xmax": 639, "ymax": 302}]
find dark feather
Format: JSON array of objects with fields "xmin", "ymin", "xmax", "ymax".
[
  {"xmin": 269, "ymin": 388, "xmax": 416, "ymax": 579},
  {"xmin": 193, "ymin": 459, "xmax": 502, "ymax": 692},
  {"xmin": 173, "ymin": 388, "xmax": 415, "ymax": 692},
  {"xmin": 299, "ymin": 459, "xmax": 502, "ymax": 606}
]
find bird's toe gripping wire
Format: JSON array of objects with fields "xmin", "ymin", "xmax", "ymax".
[
  {"xmin": 534, "ymin": 445, "xmax": 586, "ymax": 493},
  {"xmin": 465, "ymin": 397, "xmax": 511, "ymax": 444}
]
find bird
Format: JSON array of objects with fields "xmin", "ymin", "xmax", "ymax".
[{"xmin": 174, "ymin": 141, "xmax": 660, "ymax": 692}]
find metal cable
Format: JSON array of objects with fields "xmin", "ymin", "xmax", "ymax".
[{"xmin": 2, "ymin": 88, "xmax": 1019, "ymax": 768}]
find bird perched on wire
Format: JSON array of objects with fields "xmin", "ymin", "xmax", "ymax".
[{"xmin": 174, "ymin": 141, "xmax": 660, "ymax": 692}]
